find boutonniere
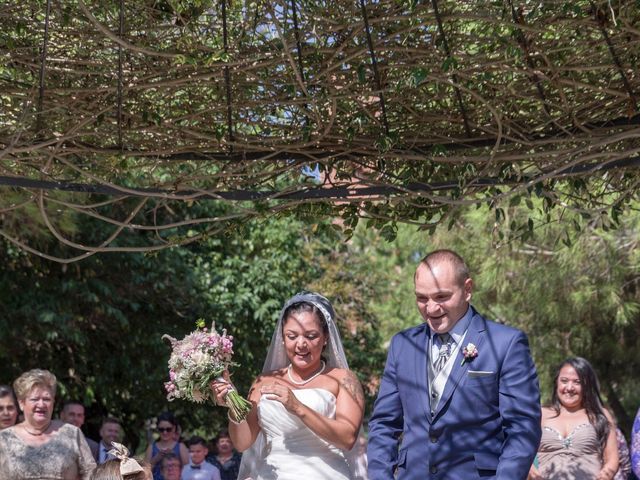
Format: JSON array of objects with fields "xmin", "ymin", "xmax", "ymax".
[{"xmin": 460, "ymin": 343, "xmax": 478, "ymax": 366}]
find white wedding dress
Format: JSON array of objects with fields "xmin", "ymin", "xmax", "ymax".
[{"xmin": 252, "ymin": 388, "xmax": 351, "ymax": 480}]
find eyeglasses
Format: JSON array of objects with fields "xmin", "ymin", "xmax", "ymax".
[{"xmin": 157, "ymin": 427, "xmax": 174, "ymax": 433}]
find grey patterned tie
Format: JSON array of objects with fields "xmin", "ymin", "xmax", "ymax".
[{"xmin": 434, "ymin": 333, "xmax": 452, "ymax": 374}]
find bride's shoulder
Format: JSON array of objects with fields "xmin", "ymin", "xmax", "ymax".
[
  {"xmin": 326, "ymin": 367, "xmax": 356, "ymax": 382},
  {"xmin": 255, "ymin": 369, "xmax": 287, "ymax": 385},
  {"xmin": 327, "ymin": 368, "xmax": 364, "ymax": 406}
]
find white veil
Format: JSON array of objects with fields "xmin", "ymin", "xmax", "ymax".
[{"xmin": 237, "ymin": 291, "xmax": 368, "ymax": 480}]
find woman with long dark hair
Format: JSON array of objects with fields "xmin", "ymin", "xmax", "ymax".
[
  {"xmin": 529, "ymin": 357, "xmax": 618, "ymax": 479},
  {"xmin": 210, "ymin": 292, "xmax": 367, "ymax": 480}
]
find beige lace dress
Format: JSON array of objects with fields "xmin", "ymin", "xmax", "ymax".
[{"xmin": 0, "ymin": 422, "xmax": 96, "ymax": 479}]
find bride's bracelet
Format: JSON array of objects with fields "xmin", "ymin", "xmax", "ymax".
[{"xmin": 227, "ymin": 412, "xmax": 246, "ymax": 425}]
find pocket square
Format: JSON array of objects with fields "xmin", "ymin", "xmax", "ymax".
[{"xmin": 468, "ymin": 370, "xmax": 494, "ymax": 377}]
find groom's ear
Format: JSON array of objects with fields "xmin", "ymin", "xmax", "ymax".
[{"xmin": 463, "ymin": 278, "xmax": 473, "ymax": 302}]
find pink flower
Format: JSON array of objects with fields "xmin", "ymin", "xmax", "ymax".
[{"xmin": 162, "ymin": 321, "xmax": 252, "ymax": 420}]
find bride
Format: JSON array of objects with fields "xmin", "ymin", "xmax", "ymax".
[{"xmin": 211, "ymin": 292, "xmax": 367, "ymax": 480}]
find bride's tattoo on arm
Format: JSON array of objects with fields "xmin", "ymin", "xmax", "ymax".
[{"xmin": 341, "ymin": 371, "xmax": 365, "ymax": 406}]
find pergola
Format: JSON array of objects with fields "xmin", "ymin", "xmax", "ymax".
[{"xmin": 1, "ymin": 0, "xmax": 639, "ymax": 261}]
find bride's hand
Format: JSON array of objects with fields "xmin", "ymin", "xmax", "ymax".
[
  {"xmin": 260, "ymin": 383, "xmax": 302, "ymax": 414},
  {"xmin": 210, "ymin": 370, "xmax": 234, "ymax": 407}
]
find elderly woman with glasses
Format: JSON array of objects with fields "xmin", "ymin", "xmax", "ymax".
[
  {"xmin": 0, "ymin": 369, "xmax": 96, "ymax": 479},
  {"xmin": 144, "ymin": 412, "xmax": 189, "ymax": 480}
]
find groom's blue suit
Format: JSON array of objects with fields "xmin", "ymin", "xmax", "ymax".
[{"xmin": 367, "ymin": 307, "xmax": 541, "ymax": 480}]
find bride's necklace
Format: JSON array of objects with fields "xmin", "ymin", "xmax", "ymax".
[
  {"xmin": 287, "ymin": 360, "xmax": 326, "ymax": 385},
  {"xmin": 22, "ymin": 422, "xmax": 51, "ymax": 436}
]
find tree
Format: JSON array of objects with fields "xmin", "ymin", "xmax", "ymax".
[
  {"xmin": 350, "ymin": 201, "xmax": 640, "ymax": 433},
  {"xmin": 0, "ymin": 203, "xmax": 387, "ymax": 445},
  {"xmin": 2, "ymin": 0, "xmax": 639, "ymax": 261}
]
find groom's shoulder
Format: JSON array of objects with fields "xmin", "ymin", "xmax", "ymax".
[
  {"xmin": 392, "ymin": 323, "xmax": 428, "ymax": 341},
  {"xmin": 476, "ymin": 311, "xmax": 528, "ymax": 339}
]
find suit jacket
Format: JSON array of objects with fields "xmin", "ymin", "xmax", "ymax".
[
  {"xmin": 367, "ymin": 307, "xmax": 541, "ymax": 480},
  {"xmin": 86, "ymin": 436, "xmax": 99, "ymax": 462}
]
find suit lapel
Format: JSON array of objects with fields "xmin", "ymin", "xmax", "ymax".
[
  {"xmin": 414, "ymin": 325, "xmax": 433, "ymax": 424},
  {"xmin": 433, "ymin": 311, "xmax": 487, "ymax": 419}
]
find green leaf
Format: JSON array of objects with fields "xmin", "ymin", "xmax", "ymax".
[
  {"xmin": 357, "ymin": 64, "xmax": 367, "ymax": 83},
  {"xmin": 411, "ymin": 67, "xmax": 428, "ymax": 87},
  {"xmin": 442, "ymin": 56, "xmax": 458, "ymax": 72}
]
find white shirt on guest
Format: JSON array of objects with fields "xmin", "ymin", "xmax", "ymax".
[{"xmin": 180, "ymin": 461, "xmax": 221, "ymax": 480}]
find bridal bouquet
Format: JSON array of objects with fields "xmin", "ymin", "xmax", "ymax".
[{"xmin": 162, "ymin": 320, "xmax": 252, "ymax": 421}]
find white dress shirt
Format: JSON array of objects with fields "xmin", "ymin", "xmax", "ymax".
[
  {"xmin": 428, "ymin": 306, "xmax": 473, "ymax": 411},
  {"xmin": 181, "ymin": 461, "xmax": 221, "ymax": 480}
]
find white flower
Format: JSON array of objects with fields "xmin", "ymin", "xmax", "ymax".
[
  {"xmin": 192, "ymin": 388, "xmax": 205, "ymax": 403},
  {"xmin": 460, "ymin": 343, "xmax": 479, "ymax": 366}
]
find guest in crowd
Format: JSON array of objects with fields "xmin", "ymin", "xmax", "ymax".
[
  {"xmin": 173, "ymin": 422, "xmax": 183, "ymax": 443},
  {"xmin": 0, "ymin": 368, "xmax": 96, "ymax": 479},
  {"xmin": 631, "ymin": 407, "xmax": 640, "ymax": 478},
  {"xmin": 613, "ymin": 426, "xmax": 632, "ymax": 480},
  {"xmin": 91, "ymin": 442, "xmax": 151, "ymax": 480},
  {"xmin": 160, "ymin": 453, "xmax": 182, "ymax": 480},
  {"xmin": 144, "ymin": 412, "xmax": 189, "ymax": 480},
  {"xmin": 60, "ymin": 399, "xmax": 100, "ymax": 459},
  {"xmin": 207, "ymin": 430, "xmax": 241, "ymax": 480},
  {"xmin": 0, "ymin": 384, "xmax": 19, "ymax": 430},
  {"xmin": 181, "ymin": 436, "xmax": 220, "ymax": 480},
  {"xmin": 529, "ymin": 357, "xmax": 618, "ymax": 479},
  {"xmin": 98, "ymin": 417, "xmax": 124, "ymax": 464}
]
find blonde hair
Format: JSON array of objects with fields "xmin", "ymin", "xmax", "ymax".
[
  {"xmin": 13, "ymin": 369, "xmax": 57, "ymax": 402},
  {"xmin": 90, "ymin": 459, "xmax": 152, "ymax": 480}
]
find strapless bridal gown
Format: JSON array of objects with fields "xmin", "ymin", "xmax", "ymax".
[{"xmin": 252, "ymin": 388, "xmax": 352, "ymax": 480}]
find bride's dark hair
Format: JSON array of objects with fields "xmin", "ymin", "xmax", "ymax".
[{"xmin": 282, "ymin": 301, "xmax": 329, "ymax": 337}]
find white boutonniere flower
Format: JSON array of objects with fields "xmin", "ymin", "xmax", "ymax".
[{"xmin": 460, "ymin": 343, "xmax": 478, "ymax": 366}]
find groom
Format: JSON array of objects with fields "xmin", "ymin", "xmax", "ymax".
[{"xmin": 367, "ymin": 249, "xmax": 541, "ymax": 479}]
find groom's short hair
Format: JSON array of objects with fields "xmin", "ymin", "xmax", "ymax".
[{"xmin": 419, "ymin": 249, "xmax": 470, "ymax": 286}]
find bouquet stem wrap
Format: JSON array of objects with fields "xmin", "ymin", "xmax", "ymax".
[
  {"xmin": 216, "ymin": 377, "xmax": 251, "ymax": 421},
  {"xmin": 163, "ymin": 322, "xmax": 252, "ymax": 421}
]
